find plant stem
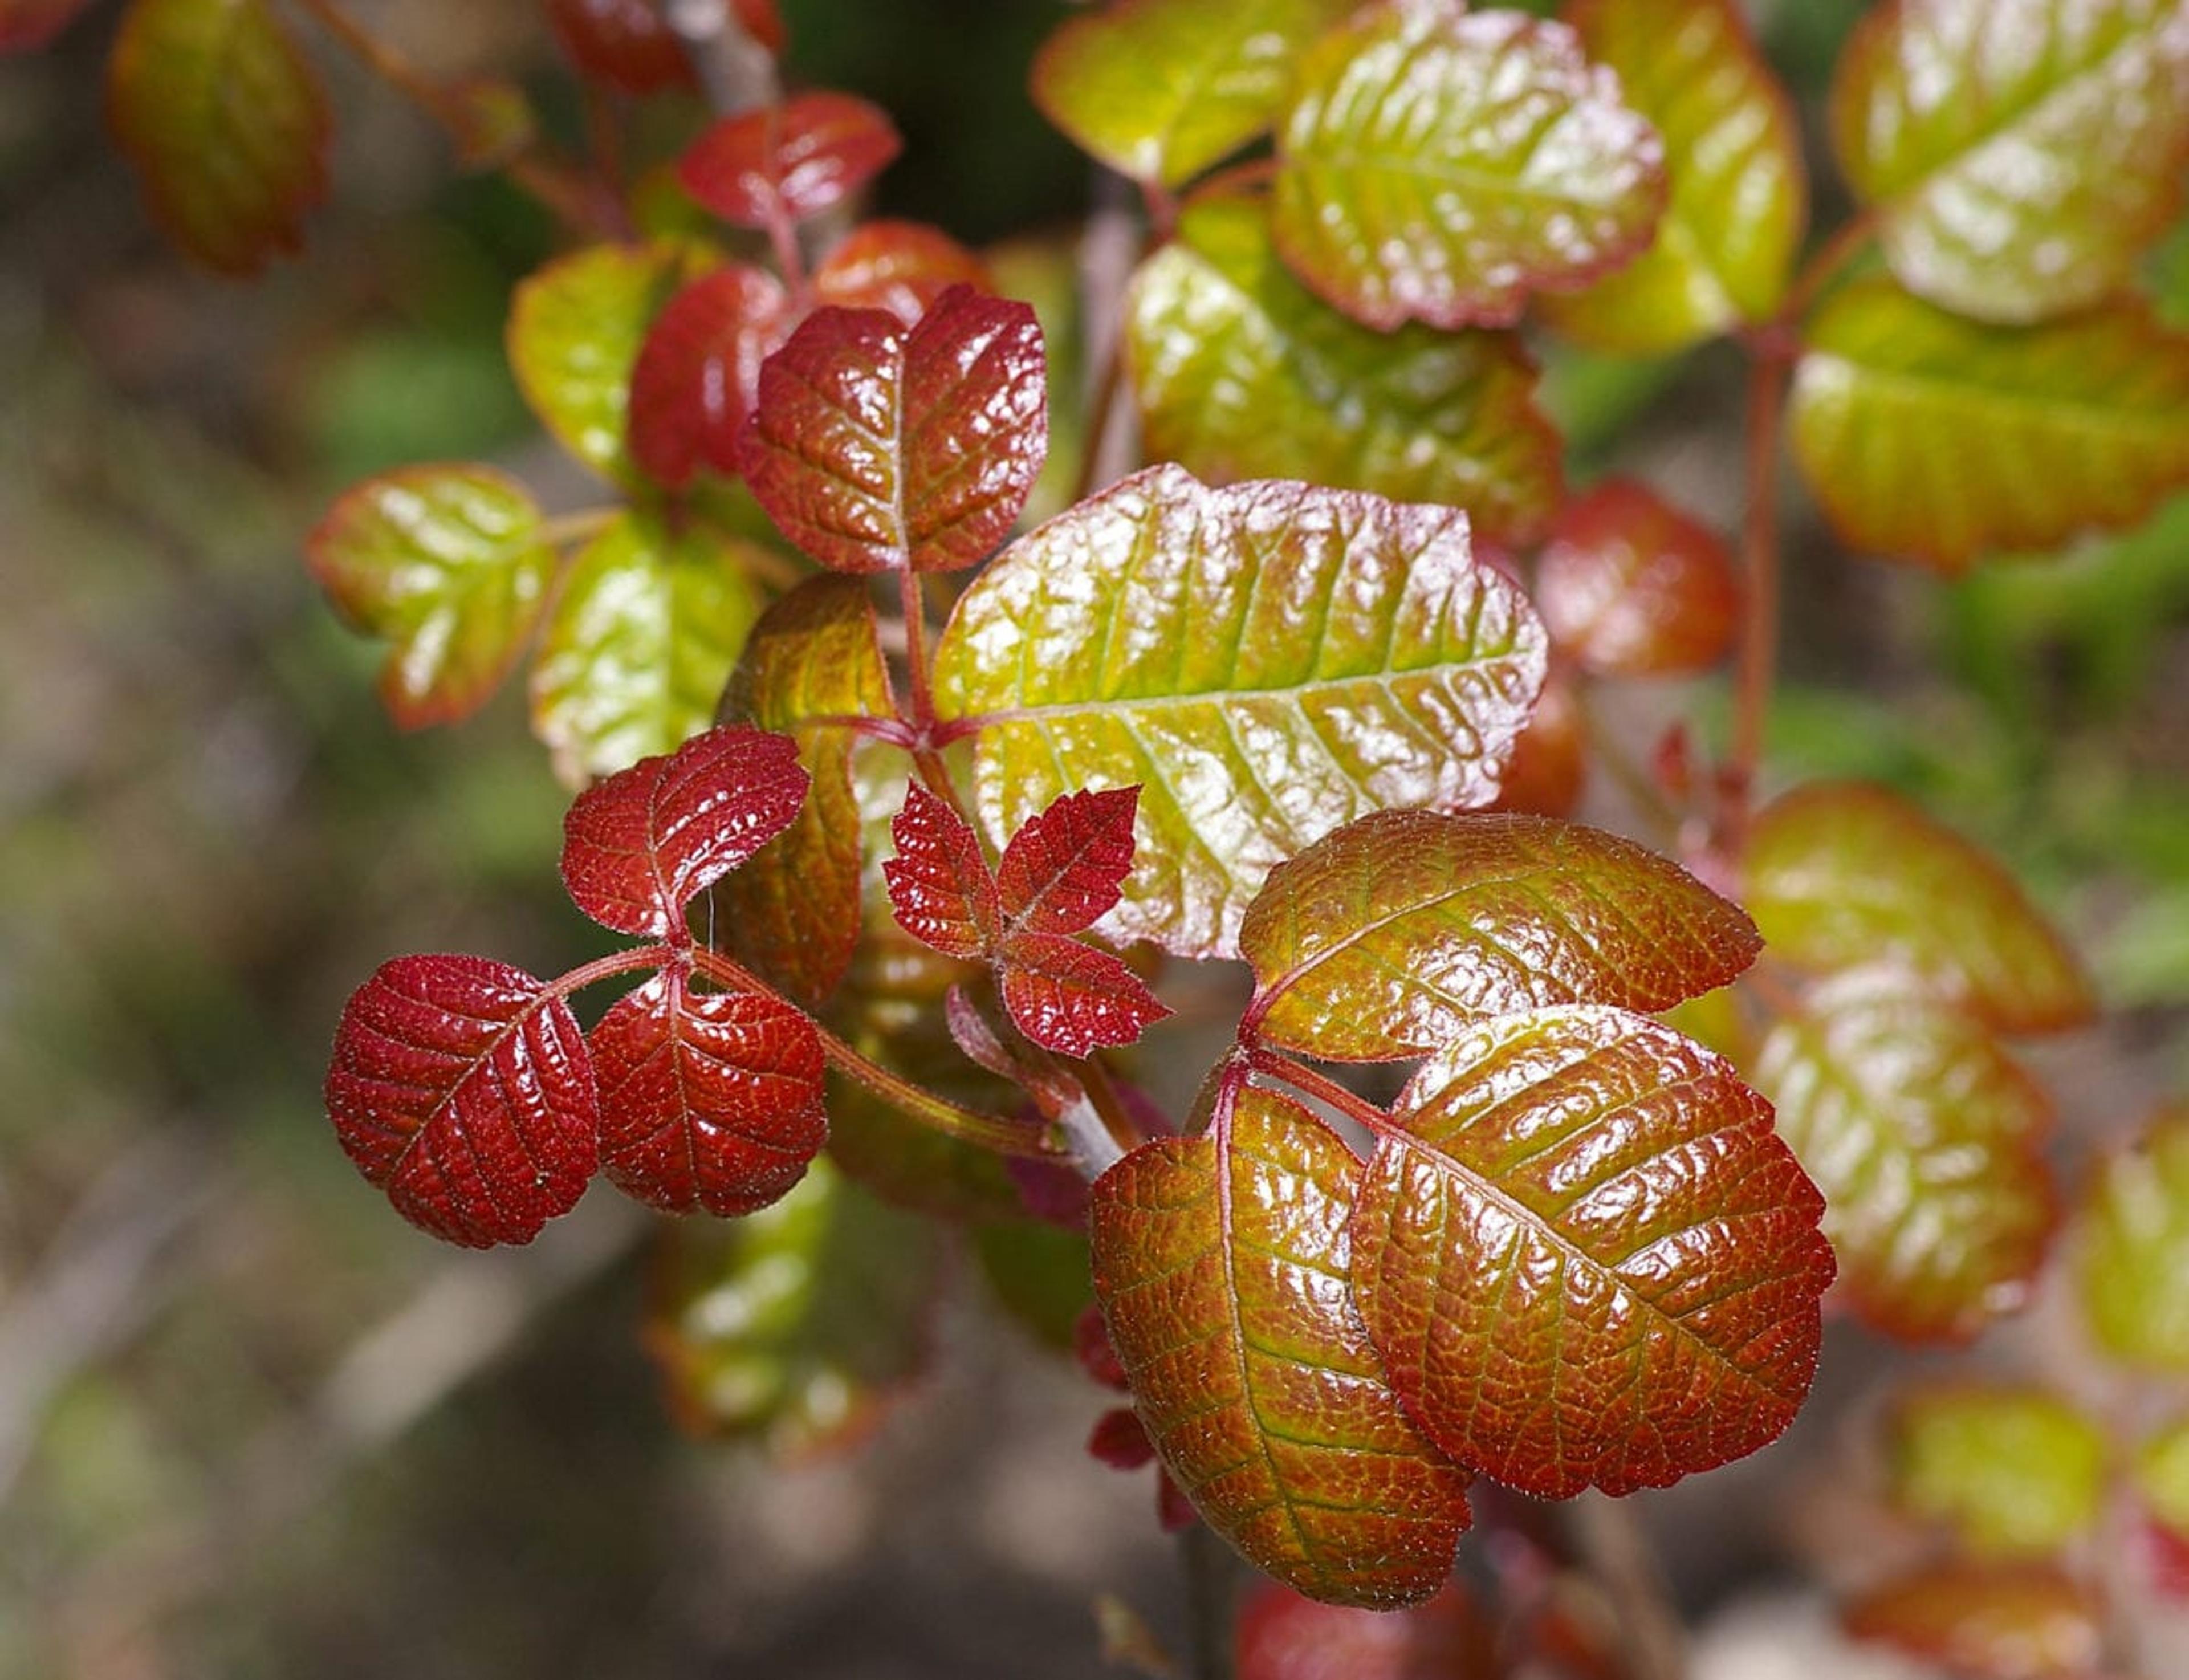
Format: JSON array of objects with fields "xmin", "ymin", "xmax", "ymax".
[
  {"xmin": 1242, "ymin": 1047, "xmax": 1399, "ymax": 1142},
  {"xmin": 897, "ymin": 568, "xmax": 936, "ymax": 733},
  {"xmin": 1778, "ymin": 210, "xmax": 1878, "ymax": 326},
  {"xmin": 548, "ymin": 943, "xmax": 676, "ymax": 997},
  {"xmin": 1725, "ymin": 344, "xmax": 1789, "ymax": 841},
  {"xmin": 664, "ymin": 0, "xmax": 778, "ymax": 115},
  {"xmin": 538, "ymin": 506, "xmax": 621, "ymax": 549},
  {"xmin": 1179, "ymin": 1523, "xmax": 1239, "ymax": 1680},
  {"xmin": 1569, "ymin": 1491, "xmax": 1688, "ymax": 1680}
]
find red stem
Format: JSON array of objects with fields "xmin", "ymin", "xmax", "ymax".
[
  {"xmin": 1724, "ymin": 344, "xmax": 1790, "ymax": 843},
  {"xmin": 549, "ymin": 943, "xmax": 677, "ymax": 998},
  {"xmin": 1242, "ymin": 1046, "xmax": 1401, "ymax": 1142}
]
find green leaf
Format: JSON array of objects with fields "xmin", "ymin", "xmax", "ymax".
[
  {"xmin": 1541, "ymin": 0, "xmax": 1805, "ymax": 353},
  {"xmin": 1089, "ymin": 1084, "xmax": 1472, "ymax": 1607},
  {"xmin": 528, "ymin": 508, "xmax": 766, "ymax": 784},
  {"xmin": 1744, "ymin": 782, "xmax": 2093, "ymax": 1034},
  {"xmin": 1272, "ymin": 0, "xmax": 1666, "ymax": 330},
  {"xmin": 1350, "ymin": 1004, "xmax": 1833, "ymax": 1498},
  {"xmin": 306, "ymin": 465, "xmax": 555, "ymax": 729},
  {"xmin": 1238, "ymin": 808, "xmax": 1759, "ymax": 1061},
  {"xmin": 1843, "ymin": 1563, "xmax": 2102, "ymax": 1680},
  {"xmin": 1753, "ymin": 973, "xmax": 2057, "ymax": 1343},
  {"xmin": 716, "ymin": 576, "xmax": 893, "ymax": 1006},
  {"xmin": 970, "ymin": 1218, "xmax": 1093, "ymax": 1350},
  {"xmin": 507, "ymin": 240, "xmax": 715, "ymax": 489},
  {"xmin": 931, "ymin": 464, "xmax": 1546, "ymax": 958},
  {"xmin": 1789, "ymin": 280, "xmax": 2189, "ymax": 572},
  {"xmin": 1031, "ymin": 0, "xmax": 1353, "ymax": 189},
  {"xmin": 648, "ymin": 1157, "xmax": 944, "ymax": 1458},
  {"xmin": 1126, "ymin": 193, "xmax": 1562, "ymax": 546},
  {"xmin": 2074, "ymin": 1107, "xmax": 2189, "ymax": 1372},
  {"xmin": 1887, "ymin": 1385, "xmax": 2109, "ymax": 1556},
  {"xmin": 106, "ymin": 0, "xmax": 329, "ymax": 275},
  {"xmin": 2134, "ymin": 1415, "xmax": 2189, "ymax": 1540},
  {"xmin": 1831, "ymin": 0, "xmax": 2189, "ymax": 326}
]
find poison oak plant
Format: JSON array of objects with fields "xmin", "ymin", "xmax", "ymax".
[{"xmin": 17, "ymin": 0, "xmax": 2189, "ymax": 1669}]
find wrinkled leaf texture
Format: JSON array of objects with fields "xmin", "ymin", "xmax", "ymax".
[
  {"xmin": 678, "ymin": 91, "xmax": 901, "ymax": 229},
  {"xmin": 628, "ymin": 265, "xmax": 793, "ymax": 489}
]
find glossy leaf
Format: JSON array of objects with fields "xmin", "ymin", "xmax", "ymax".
[
  {"xmin": 1832, "ymin": 0, "xmax": 2189, "ymax": 325},
  {"xmin": 1744, "ymin": 782, "xmax": 2093, "ymax": 1034},
  {"xmin": 325, "ymin": 954, "xmax": 599, "ymax": 1248},
  {"xmin": 1755, "ymin": 975, "xmax": 2056, "ymax": 1344},
  {"xmin": 678, "ymin": 91, "xmax": 901, "ymax": 229},
  {"xmin": 1, "ymin": 0, "xmax": 92, "ymax": 52},
  {"xmin": 932, "ymin": 464, "xmax": 1547, "ymax": 958},
  {"xmin": 529, "ymin": 509, "xmax": 767, "ymax": 784},
  {"xmin": 560, "ymin": 723, "xmax": 807, "ymax": 938},
  {"xmin": 1272, "ymin": 1, "xmax": 1666, "ymax": 330},
  {"xmin": 1536, "ymin": 478, "xmax": 1740, "ymax": 677},
  {"xmin": 996, "ymin": 786, "xmax": 1141, "ymax": 937},
  {"xmin": 1789, "ymin": 280, "xmax": 2189, "ymax": 571},
  {"xmin": 107, "ymin": 0, "xmax": 329, "ymax": 275},
  {"xmin": 508, "ymin": 241, "xmax": 717, "ymax": 490},
  {"xmin": 1031, "ymin": 0, "xmax": 1353, "ymax": 189},
  {"xmin": 2074, "ymin": 1108, "xmax": 2189, "ymax": 1371},
  {"xmin": 738, "ymin": 289, "xmax": 1048, "ymax": 574},
  {"xmin": 648, "ymin": 1157, "xmax": 943, "ymax": 1458},
  {"xmin": 1239, "ymin": 809, "xmax": 1760, "ymax": 1061},
  {"xmin": 591, "ymin": 971, "xmax": 824, "ymax": 1216},
  {"xmin": 995, "ymin": 934, "xmax": 1169, "ymax": 1060},
  {"xmin": 544, "ymin": 0, "xmax": 695, "ymax": 93},
  {"xmin": 1541, "ymin": 0, "xmax": 1804, "ymax": 353},
  {"xmin": 1127, "ymin": 193, "xmax": 1563, "ymax": 546},
  {"xmin": 1351, "ymin": 1005, "xmax": 1833, "ymax": 1498},
  {"xmin": 1842, "ymin": 1563, "xmax": 2102, "ymax": 1680},
  {"xmin": 1886, "ymin": 1385, "xmax": 2108, "ymax": 1557},
  {"xmin": 306, "ymin": 465, "xmax": 555, "ymax": 729},
  {"xmin": 628, "ymin": 265, "xmax": 793, "ymax": 489},
  {"xmin": 884, "ymin": 782, "xmax": 1000, "ymax": 958},
  {"xmin": 812, "ymin": 220, "xmax": 991, "ymax": 323},
  {"xmin": 1235, "ymin": 1581, "xmax": 1496, "ymax": 1680},
  {"xmin": 715, "ymin": 576, "xmax": 892, "ymax": 1005},
  {"xmin": 1089, "ymin": 1085, "xmax": 1473, "ymax": 1608}
]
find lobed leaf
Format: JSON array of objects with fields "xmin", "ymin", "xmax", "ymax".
[
  {"xmin": 933, "ymin": 465, "xmax": 1546, "ymax": 958},
  {"xmin": 106, "ymin": 0, "xmax": 330, "ymax": 275},
  {"xmin": 996, "ymin": 786, "xmax": 1140, "ymax": 937},
  {"xmin": 1886, "ymin": 1385, "xmax": 2109, "ymax": 1558},
  {"xmin": 1541, "ymin": 0, "xmax": 1804, "ymax": 353},
  {"xmin": 995, "ymin": 933, "xmax": 1169, "ymax": 1060},
  {"xmin": 1842, "ymin": 1563, "xmax": 2102, "ymax": 1680},
  {"xmin": 529, "ymin": 509, "xmax": 767, "ymax": 785},
  {"xmin": 1235, "ymin": 1581, "xmax": 1496, "ymax": 1680},
  {"xmin": 1, "ymin": 0, "xmax": 93, "ymax": 52},
  {"xmin": 812, "ymin": 220, "xmax": 991, "ymax": 323},
  {"xmin": 591, "ymin": 971, "xmax": 824, "ymax": 1216},
  {"xmin": 1832, "ymin": 0, "xmax": 2189, "ymax": 325},
  {"xmin": 1126, "ymin": 193, "xmax": 1563, "ymax": 546},
  {"xmin": 1744, "ymin": 782, "xmax": 2093, "ymax": 1034},
  {"xmin": 1031, "ymin": 0, "xmax": 1353, "ymax": 189},
  {"xmin": 1240, "ymin": 809, "xmax": 1760, "ymax": 1061},
  {"xmin": 1789, "ymin": 280, "xmax": 2189, "ymax": 572},
  {"xmin": 1089, "ymin": 1085, "xmax": 1473, "ymax": 1608},
  {"xmin": 560, "ymin": 723, "xmax": 808, "ymax": 939},
  {"xmin": 2074, "ymin": 1107, "xmax": 2189, "ymax": 1372},
  {"xmin": 305, "ymin": 464, "xmax": 555, "ymax": 729},
  {"xmin": 1271, "ymin": 0, "xmax": 1666, "ymax": 330},
  {"xmin": 678, "ymin": 91, "xmax": 901, "ymax": 230},
  {"xmin": 884, "ymin": 781, "xmax": 1001, "ymax": 958},
  {"xmin": 628, "ymin": 265, "xmax": 794, "ymax": 489},
  {"xmin": 1351, "ymin": 1005, "xmax": 1833, "ymax": 1498},
  {"xmin": 738, "ymin": 289, "xmax": 1048, "ymax": 574},
  {"xmin": 1754, "ymin": 974, "xmax": 2056, "ymax": 1344},
  {"xmin": 325, "ymin": 954, "xmax": 599, "ymax": 1248},
  {"xmin": 1535, "ymin": 478, "xmax": 1740, "ymax": 677},
  {"xmin": 544, "ymin": 0, "xmax": 696, "ymax": 94}
]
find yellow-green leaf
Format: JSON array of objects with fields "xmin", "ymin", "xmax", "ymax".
[
  {"xmin": 2074, "ymin": 1106, "xmax": 2189, "ymax": 1372},
  {"xmin": 2134, "ymin": 1415, "xmax": 2189, "ymax": 1539},
  {"xmin": 1887, "ymin": 1385, "xmax": 2109, "ymax": 1556}
]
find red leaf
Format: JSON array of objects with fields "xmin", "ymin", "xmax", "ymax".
[
  {"xmin": 628, "ymin": 265, "xmax": 793, "ymax": 489},
  {"xmin": 814, "ymin": 220, "xmax": 992, "ymax": 323},
  {"xmin": 325, "ymin": 954, "xmax": 600, "ymax": 1248},
  {"xmin": 1537, "ymin": 478, "xmax": 1740, "ymax": 676},
  {"xmin": 544, "ymin": 0, "xmax": 695, "ymax": 95},
  {"xmin": 560, "ymin": 725, "xmax": 809, "ymax": 939},
  {"xmin": 883, "ymin": 780, "xmax": 1001, "ymax": 958},
  {"xmin": 1088, "ymin": 1405, "xmax": 1156, "ymax": 1470},
  {"xmin": 737, "ymin": 288, "xmax": 1049, "ymax": 573},
  {"xmin": 997, "ymin": 932, "xmax": 1170, "ymax": 1058},
  {"xmin": 1484, "ymin": 668, "xmax": 1585, "ymax": 817},
  {"xmin": 1073, "ymin": 1301, "xmax": 1129, "ymax": 1389},
  {"xmin": 996, "ymin": 785, "xmax": 1140, "ymax": 937},
  {"xmin": 677, "ymin": 91, "xmax": 900, "ymax": 229},
  {"xmin": 591, "ymin": 971, "xmax": 825, "ymax": 1216},
  {"xmin": 1236, "ymin": 1582, "xmax": 1497, "ymax": 1680},
  {"xmin": 1844, "ymin": 1561, "xmax": 2102, "ymax": 1680},
  {"xmin": 1, "ymin": 0, "xmax": 92, "ymax": 51}
]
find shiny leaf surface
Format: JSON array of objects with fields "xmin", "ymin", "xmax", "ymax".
[
  {"xmin": 1541, "ymin": 0, "xmax": 1804, "ymax": 353},
  {"xmin": 1536, "ymin": 478, "xmax": 1740, "ymax": 677},
  {"xmin": 1235, "ymin": 1581, "xmax": 1497, "ymax": 1680},
  {"xmin": 1352, "ymin": 1005, "xmax": 1833, "ymax": 1498},
  {"xmin": 628, "ymin": 265, "xmax": 793, "ymax": 489},
  {"xmin": 738, "ymin": 289, "xmax": 1048, "ymax": 573},
  {"xmin": 933, "ymin": 464, "xmax": 1546, "ymax": 958},
  {"xmin": 884, "ymin": 781, "xmax": 1000, "ymax": 959},
  {"xmin": 107, "ymin": 0, "xmax": 329, "ymax": 275},
  {"xmin": 812, "ymin": 220, "xmax": 991, "ymax": 322},
  {"xmin": 528, "ymin": 509, "xmax": 767, "ymax": 784},
  {"xmin": 306, "ymin": 464, "xmax": 555, "ymax": 729},
  {"xmin": 1031, "ymin": 0, "xmax": 1353, "ymax": 188},
  {"xmin": 1127, "ymin": 193, "xmax": 1563, "ymax": 546},
  {"xmin": 326, "ymin": 954, "xmax": 599, "ymax": 1248},
  {"xmin": 591, "ymin": 971, "xmax": 824, "ymax": 1216},
  {"xmin": 544, "ymin": 0, "xmax": 696, "ymax": 94},
  {"xmin": 995, "ymin": 933, "xmax": 1169, "ymax": 1060},
  {"xmin": 1240, "ymin": 809, "xmax": 1760, "ymax": 1060},
  {"xmin": 677, "ymin": 91, "xmax": 901, "ymax": 229},
  {"xmin": 1744, "ymin": 782, "xmax": 2093, "ymax": 1034},
  {"xmin": 1789, "ymin": 280, "xmax": 2189, "ymax": 571},
  {"xmin": 2074, "ymin": 1108, "xmax": 2189, "ymax": 1371},
  {"xmin": 996, "ymin": 786, "xmax": 1141, "ymax": 938},
  {"xmin": 1886, "ymin": 1385, "xmax": 2108, "ymax": 1557},
  {"xmin": 1272, "ymin": 1, "xmax": 1666, "ymax": 330},
  {"xmin": 1832, "ymin": 0, "xmax": 2189, "ymax": 324},
  {"xmin": 1842, "ymin": 1563, "xmax": 2102, "ymax": 1680},
  {"xmin": 1090, "ymin": 1085, "xmax": 1473, "ymax": 1608}
]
